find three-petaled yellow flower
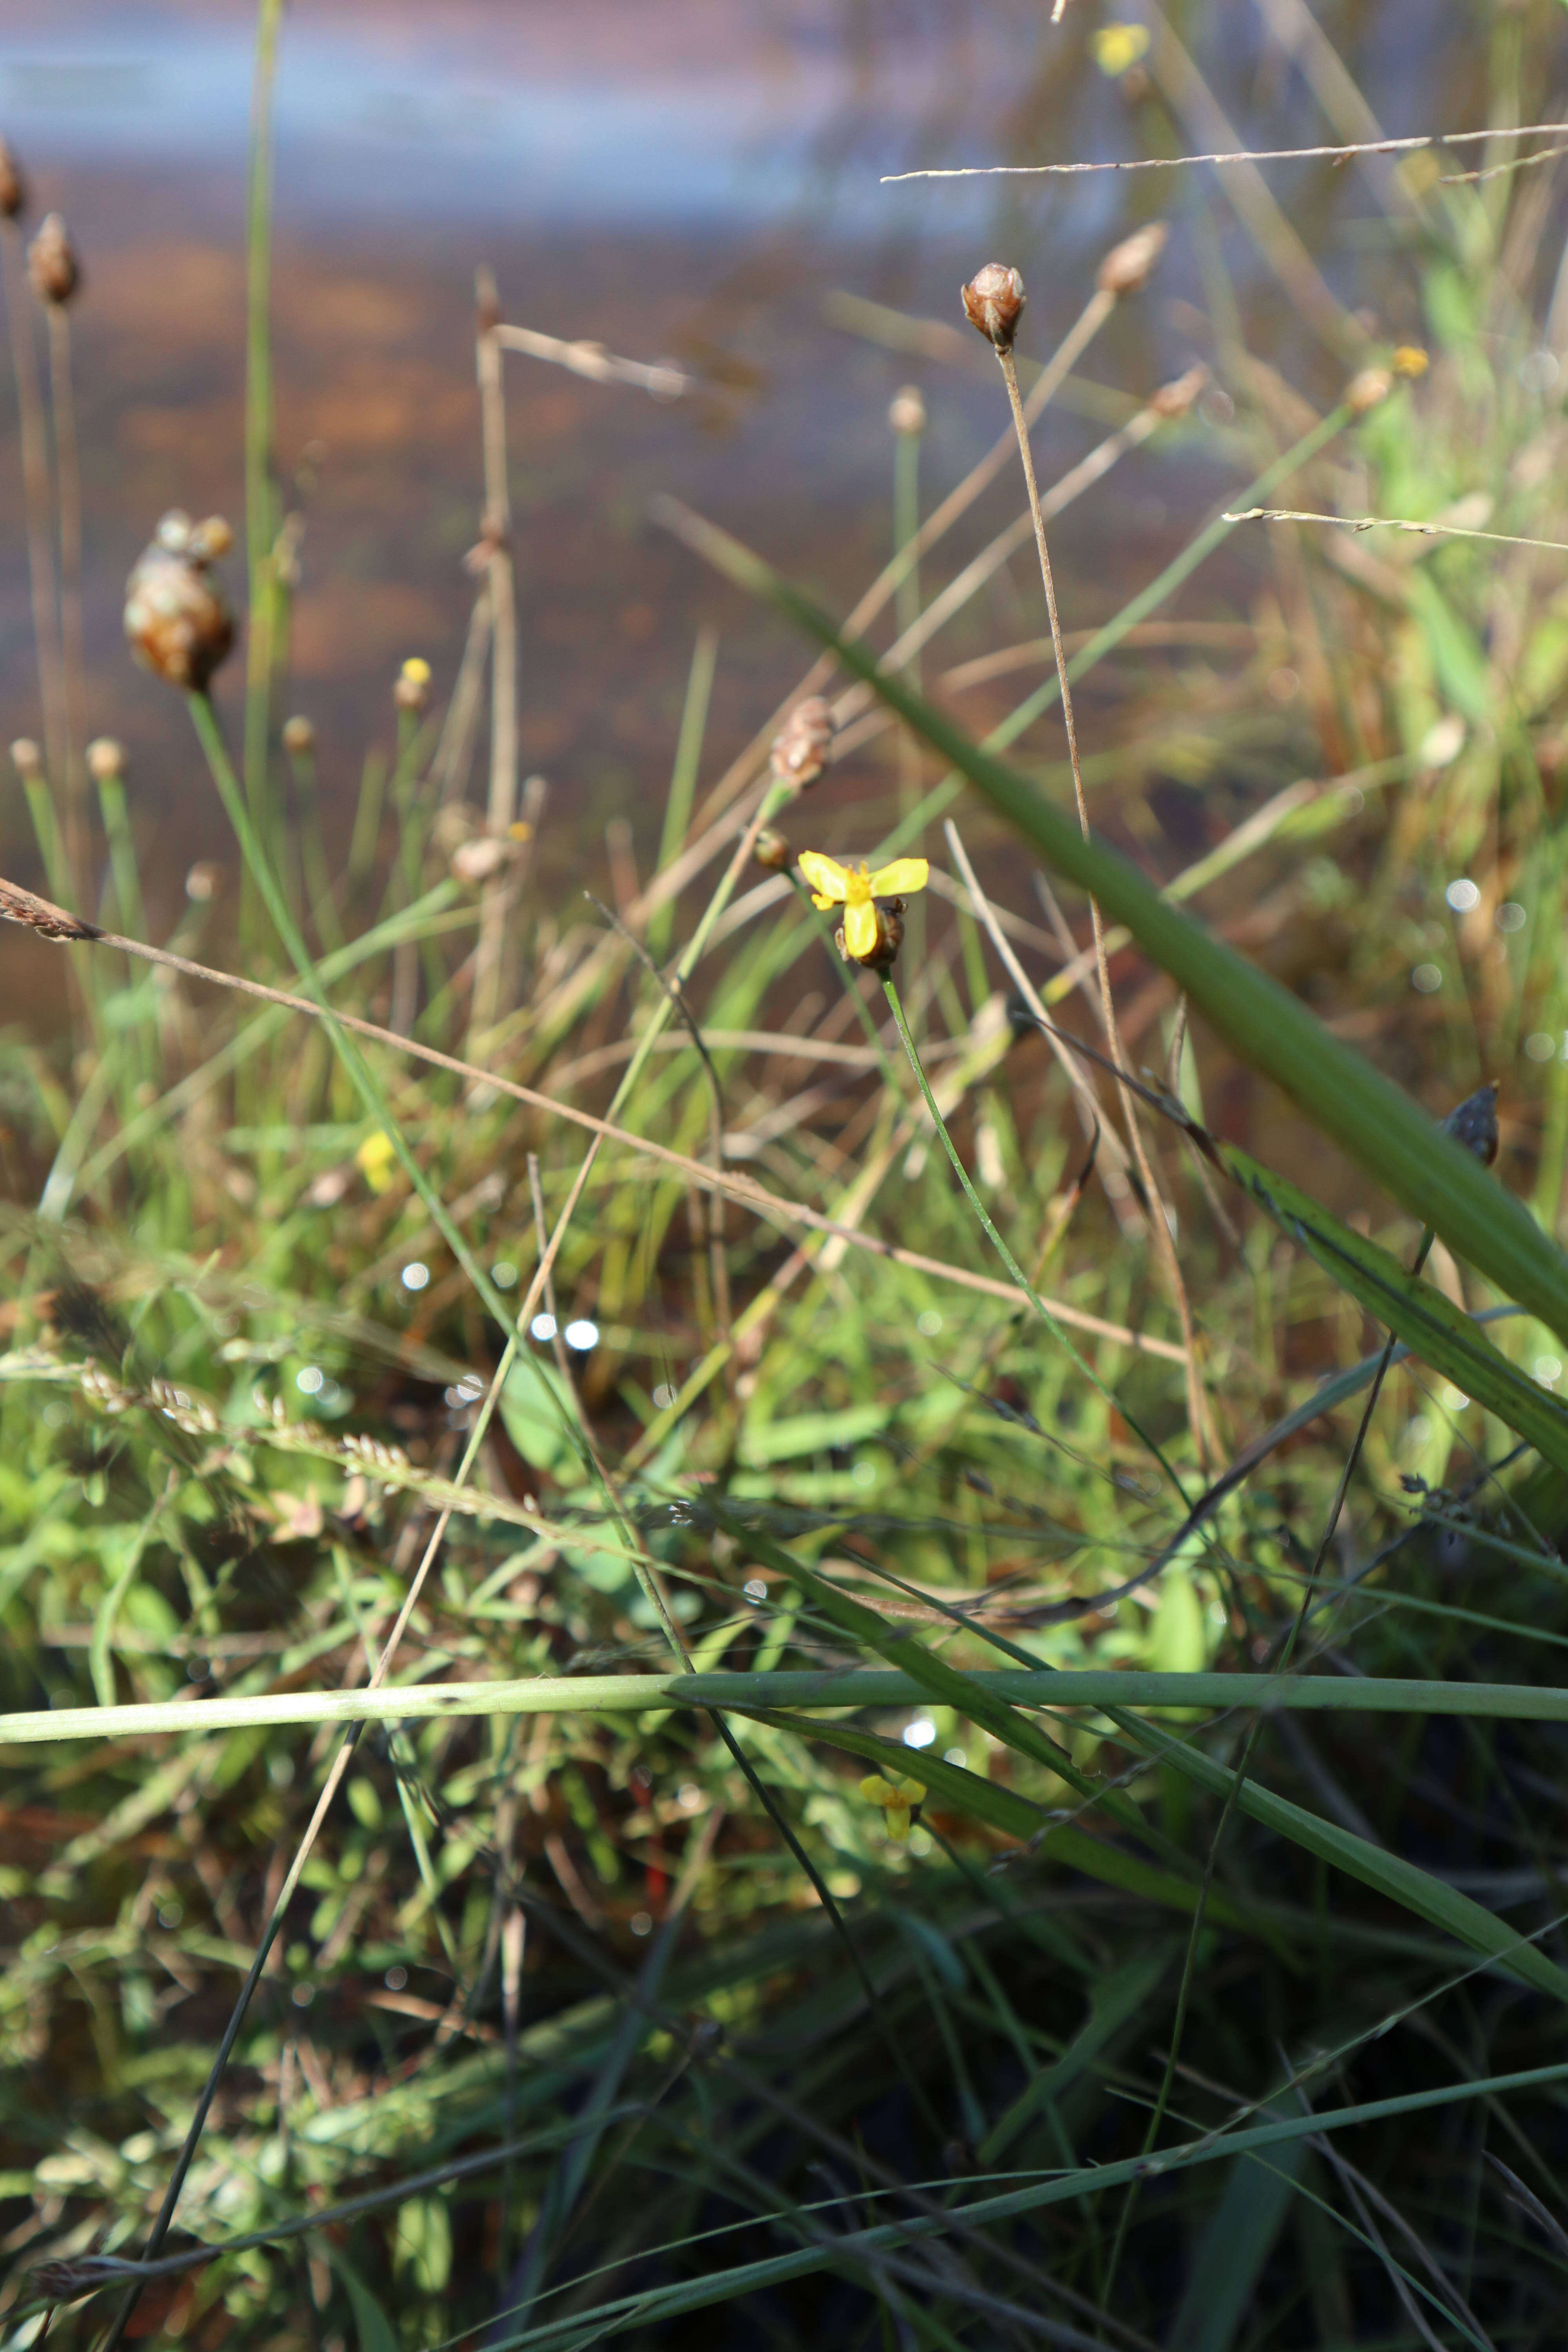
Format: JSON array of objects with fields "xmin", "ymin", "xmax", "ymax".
[
  {"xmin": 797, "ymin": 851, "xmax": 930, "ymax": 963},
  {"xmin": 1392, "ymin": 345, "xmax": 1430, "ymax": 379},
  {"xmin": 860, "ymin": 1772, "xmax": 927, "ymax": 1842},
  {"xmin": 1091, "ymin": 23, "xmax": 1150, "ymax": 76}
]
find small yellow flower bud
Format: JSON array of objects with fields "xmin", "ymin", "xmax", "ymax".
[
  {"xmin": 355, "ymin": 1130, "xmax": 399, "ymax": 1195},
  {"xmin": 395, "ymin": 656, "xmax": 432, "ymax": 715},
  {"xmin": 1392, "ymin": 345, "xmax": 1429, "ymax": 378},
  {"xmin": 1091, "ymin": 22, "xmax": 1151, "ymax": 77}
]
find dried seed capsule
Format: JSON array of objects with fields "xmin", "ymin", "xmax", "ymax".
[
  {"xmin": 753, "ymin": 825, "xmax": 792, "ymax": 872},
  {"xmin": 889, "ymin": 384, "xmax": 927, "ymax": 437},
  {"xmin": 837, "ymin": 900, "xmax": 905, "ymax": 972},
  {"xmin": 1149, "ymin": 363, "xmax": 1209, "ymax": 420},
  {"xmin": 451, "ymin": 833, "xmax": 513, "ymax": 884},
  {"xmin": 9, "ymin": 738, "xmax": 42, "ymax": 779},
  {"xmin": 961, "ymin": 262, "xmax": 1026, "ymax": 352},
  {"xmin": 770, "ymin": 695, "xmax": 834, "ymax": 790},
  {"xmin": 0, "ymin": 138, "xmax": 26, "ymax": 221},
  {"xmin": 1444, "ymin": 1081, "xmax": 1499, "ymax": 1168},
  {"xmin": 394, "ymin": 656, "xmax": 431, "ymax": 715},
  {"xmin": 1097, "ymin": 221, "xmax": 1167, "ymax": 298},
  {"xmin": 86, "ymin": 737, "xmax": 124, "ymax": 782},
  {"xmin": 124, "ymin": 510, "xmax": 236, "ymax": 691},
  {"xmin": 1345, "ymin": 366, "xmax": 1392, "ymax": 416},
  {"xmin": 281, "ymin": 714, "xmax": 316, "ymax": 757},
  {"xmin": 27, "ymin": 213, "xmax": 79, "ymax": 307}
]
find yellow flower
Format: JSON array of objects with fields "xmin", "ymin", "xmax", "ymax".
[
  {"xmin": 400, "ymin": 657, "xmax": 431, "ymax": 688},
  {"xmin": 1091, "ymin": 23, "xmax": 1150, "ymax": 76},
  {"xmin": 1392, "ymin": 345, "xmax": 1429, "ymax": 378},
  {"xmin": 859, "ymin": 1771, "xmax": 927, "ymax": 1842},
  {"xmin": 797, "ymin": 851, "xmax": 930, "ymax": 963},
  {"xmin": 355, "ymin": 1129, "xmax": 398, "ymax": 1194}
]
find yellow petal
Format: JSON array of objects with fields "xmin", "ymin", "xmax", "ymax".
[
  {"xmin": 797, "ymin": 850, "xmax": 851, "ymax": 904},
  {"xmin": 859, "ymin": 1774, "xmax": 895, "ymax": 1804},
  {"xmin": 809, "ymin": 893, "xmax": 835, "ymax": 911},
  {"xmin": 867, "ymin": 857, "xmax": 930, "ymax": 899},
  {"xmin": 884, "ymin": 1808, "xmax": 911, "ymax": 1840},
  {"xmin": 895, "ymin": 1777, "xmax": 926, "ymax": 1804},
  {"xmin": 842, "ymin": 898, "xmax": 880, "ymax": 960}
]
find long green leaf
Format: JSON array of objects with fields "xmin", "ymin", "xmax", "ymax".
[
  {"xmin": 1216, "ymin": 1138, "xmax": 1568, "ymax": 1467},
  {"xmin": 659, "ymin": 502, "xmax": 1568, "ymax": 1346}
]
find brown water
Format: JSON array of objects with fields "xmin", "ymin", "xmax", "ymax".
[{"xmin": 0, "ymin": 0, "xmax": 1545, "ymax": 1009}]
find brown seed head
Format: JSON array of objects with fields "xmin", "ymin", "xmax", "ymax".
[
  {"xmin": 961, "ymin": 263, "xmax": 1026, "ymax": 352},
  {"xmin": 1097, "ymin": 221, "xmax": 1168, "ymax": 299},
  {"xmin": 837, "ymin": 902, "xmax": 905, "ymax": 972},
  {"xmin": 0, "ymin": 138, "xmax": 25, "ymax": 221},
  {"xmin": 185, "ymin": 861, "xmax": 222, "ymax": 904},
  {"xmin": 1149, "ymin": 363, "xmax": 1209, "ymax": 421},
  {"xmin": 27, "ymin": 213, "xmax": 79, "ymax": 307},
  {"xmin": 1444, "ymin": 1081, "xmax": 1499, "ymax": 1169},
  {"xmin": 86, "ymin": 737, "xmax": 125, "ymax": 783},
  {"xmin": 281, "ymin": 714, "xmax": 316, "ymax": 758},
  {"xmin": 9, "ymin": 738, "xmax": 42, "ymax": 780},
  {"xmin": 889, "ymin": 385, "xmax": 927, "ymax": 438},
  {"xmin": 1345, "ymin": 365, "xmax": 1393, "ymax": 417},
  {"xmin": 753, "ymin": 825, "xmax": 792, "ymax": 873},
  {"xmin": 124, "ymin": 511, "xmax": 236, "ymax": 692},
  {"xmin": 770, "ymin": 696, "xmax": 834, "ymax": 791}
]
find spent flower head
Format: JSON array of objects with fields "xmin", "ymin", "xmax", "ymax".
[
  {"xmin": 770, "ymin": 696, "xmax": 834, "ymax": 790},
  {"xmin": 961, "ymin": 263, "xmax": 1026, "ymax": 352},
  {"xmin": 797, "ymin": 850, "xmax": 929, "ymax": 969},
  {"xmin": 124, "ymin": 513, "xmax": 236, "ymax": 692}
]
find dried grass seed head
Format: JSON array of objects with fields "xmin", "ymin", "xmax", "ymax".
[
  {"xmin": 124, "ymin": 509, "xmax": 237, "ymax": 692},
  {"xmin": 1149, "ymin": 363, "xmax": 1209, "ymax": 420},
  {"xmin": 1097, "ymin": 221, "xmax": 1167, "ymax": 298},
  {"xmin": 889, "ymin": 384, "xmax": 927, "ymax": 437},
  {"xmin": 961, "ymin": 262, "xmax": 1026, "ymax": 352},
  {"xmin": 0, "ymin": 138, "xmax": 25, "ymax": 221},
  {"xmin": 1346, "ymin": 365, "xmax": 1393, "ymax": 416},
  {"xmin": 86, "ymin": 737, "xmax": 125, "ymax": 783},
  {"xmin": 770, "ymin": 695, "xmax": 834, "ymax": 789},
  {"xmin": 27, "ymin": 213, "xmax": 79, "ymax": 306}
]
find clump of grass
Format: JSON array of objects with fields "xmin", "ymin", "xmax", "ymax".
[{"xmin": 5, "ymin": 11, "xmax": 1568, "ymax": 2350}]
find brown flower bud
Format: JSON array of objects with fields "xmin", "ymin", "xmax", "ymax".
[
  {"xmin": 753, "ymin": 825, "xmax": 792, "ymax": 873},
  {"xmin": 281, "ymin": 714, "xmax": 316, "ymax": 758},
  {"xmin": 889, "ymin": 385, "xmax": 927, "ymax": 438},
  {"xmin": 86, "ymin": 737, "xmax": 125, "ymax": 783},
  {"xmin": 394, "ymin": 656, "xmax": 431, "ymax": 715},
  {"xmin": 1345, "ymin": 366, "xmax": 1392, "ymax": 416},
  {"xmin": 961, "ymin": 263, "xmax": 1026, "ymax": 352},
  {"xmin": 1097, "ymin": 222, "xmax": 1167, "ymax": 299},
  {"xmin": 837, "ymin": 902, "xmax": 905, "ymax": 972},
  {"xmin": 770, "ymin": 696, "xmax": 834, "ymax": 790},
  {"xmin": 124, "ymin": 510, "xmax": 236, "ymax": 692},
  {"xmin": 1149, "ymin": 363, "xmax": 1209, "ymax": 420},
  {"xmin": 27, "ymin": 214, "xmax": 79, "ymax": 307},
  {"xmin": 10, "ymin": 738, "xmax": 42, "ymax": 779},
  {"xmin": 1444, "ymin": 1081, "xmax": 1499, "ymax": 1168},
  {"xmin": 0, "ymin": 139, "xmax": 26, "ymax": 222}
]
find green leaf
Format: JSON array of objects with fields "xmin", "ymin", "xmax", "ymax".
[
  {"xmin": 1167, "ymin": 2096, "xmax": 1308, "ymax": 2352},
  {"xmin": 664, "ymin": 506, "xmax": 1568, "ymax": 1347},
  {"xmin": 1216, "ymin": 1138, "xmax": 1568, "ymax": 1468},
  {"xmin": 332, "ymin": 2253, "xmax": 400, "ymax": 2352}
]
